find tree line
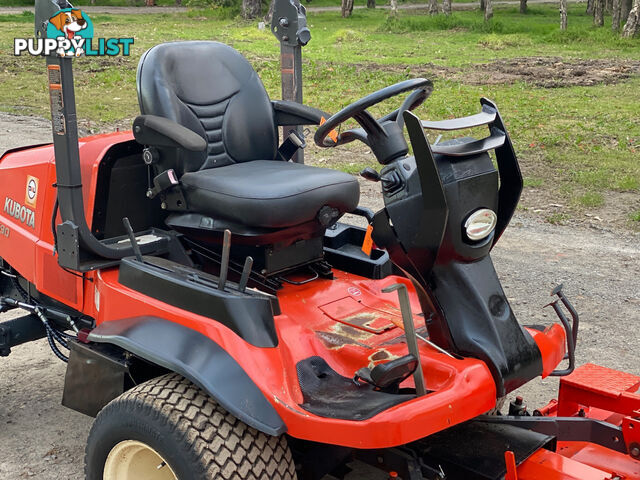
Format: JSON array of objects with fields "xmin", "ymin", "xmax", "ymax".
[{"xmin": 135, "ymin": 0, "xmax": 640, "ymax": 37}]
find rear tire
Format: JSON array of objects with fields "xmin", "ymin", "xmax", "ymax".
[{"xmin": 85, "ymin": 373, "xmax": 297, "ymax": 480}]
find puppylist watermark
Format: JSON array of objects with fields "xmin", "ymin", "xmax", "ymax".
[{"xmin": 14, "ymin": 8, "xmax": 133, "ymax": 57}]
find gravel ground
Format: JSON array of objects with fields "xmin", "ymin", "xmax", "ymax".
[{"xmin": 0, "ymin": 113, "xmax": 639, "ymax": 479}]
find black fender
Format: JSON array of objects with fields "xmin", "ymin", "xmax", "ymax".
[{"xmin": 87, "ymin": 316, "xmax": 286, "ymax": 436}]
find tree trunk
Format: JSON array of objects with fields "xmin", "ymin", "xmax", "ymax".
[
  {"xmin": 443, "ymin": 0, "xmax": 452, "ymax": 14},
  {"xmin": 429, "ymin": 0, "xmax": 439, "ymax": 15},
  {"xmin": 622, "ymin": 0, "xmax": 640, "ymax": 36},
  {"xmin": 265, "ymin": 0, "xmax": 275, "ymax": 22},
  {"xmin": 606, "ymin": 0, "xmax": 612, "ymax": 12},
  {"xmin": 520, "ymin": 0, "xmax": 527, "ymax": 13},
  {"xmin": 594, "ymin": 0, "xmax": 605, "ymax": 25},
  {"xmin": 560, "ymin": 0, "xmax": 568, "ymax": 28},
  {"xmin": 480, "ymin": 0, "xmax": 486, "ymax": 10},
  {"xmin": 341, "ymin": 0, "xmax": 354, "ymax": 17},
  {"xmin": 242, "ymin": 0, "xmax": 261, "ymax": 18},
  {"xmin": 145, "ymin": 0, "xmax": 155, "ymax": 6},
  {"xmin": 390, "ymin": 0, "xmax": 398, "ymax": 16},
  {"xmin": 586, "ymin": 0, "xmax": 594, "ymax": 14},
  {"xmin": 622, "ymin": 0, "xmax": 633, "ymax": 23},
  {"xmin": 367, "ymin": 0, "xmax": 376, "ymax": 8},
  {"xmin": 612, "ymin": 0, "xmax": 622, "ymax": 29},
  {"xmin": 484, "ymin": 0, "xmax": 493, "ymax": 20}
]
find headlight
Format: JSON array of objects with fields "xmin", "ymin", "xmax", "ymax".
[{"xmin": 464, "ymin": 208, "xmax": 497, "ymax": 241}]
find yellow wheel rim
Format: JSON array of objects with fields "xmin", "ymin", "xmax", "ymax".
[{"xmin": 103, "ymin": 440, "xmax": 177, "ymax": 480}]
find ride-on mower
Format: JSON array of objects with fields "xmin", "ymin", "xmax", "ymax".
[{"xmin": 1, "ymin": 0, "xmax": 639, "ymax": 478}]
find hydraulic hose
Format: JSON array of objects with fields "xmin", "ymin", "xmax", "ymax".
[{"xmin": 8, "ymin": 273, "xmax": 72, "ymax": 362}]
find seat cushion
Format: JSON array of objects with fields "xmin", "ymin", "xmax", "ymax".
[{"xmin": 180, "ymin": 160, "xmax": 360, "ymax": 229}]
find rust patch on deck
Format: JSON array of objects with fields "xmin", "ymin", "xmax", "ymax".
[{"xmin": 319, "ymin": 297, "xmax": 400, "ymax": 334}]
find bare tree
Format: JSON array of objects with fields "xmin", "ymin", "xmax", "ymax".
[
  {"xmin": 242, "ymin": 0, "xmax": 261, "ymax": 18},
  {"xmin": 612, "ymin": 0, "xmax": 622, "ymax": 29},
  {"xmin": 341, "ymin": 0, "xmax": 354, "ymax": 17},
  {"xmin": 594, "ymin": 0, "xmax": 605, "ymax": 25},
  {"xmin": 265, "ymin": 0, "xmax": 276, "ymax": 22},
  {"xmin": 586, "ymin": 0, "xmax": 594, "ymax": 13},
  {"xmin": 622, "ymin": 0, "xmax": 633, "ymax": 22},
  {"xmin": 390, "ymin": 0, "xmax": 398, "ymax": 16},
  {"xmin": 623, "ymin": 0, "xmax": 640, "ymax": 36},
  {"xmin": 429, "ymin": 0, "xmax": 439, "ymax": 14},
  {"xmin": 484, "ymin": 0, "xmax": 493, "ymax": 20},
  {"xmin": 367, "ymin": 0, "xmax": 376, "ymax": 7},
  {"xmin": 443, "ymin": 0, "xmax": 452, "ymax": 14},
  {"xmin": 520, "ymin": 0, "xmax": 527, "ymax": 13},
  {"xmin": 560, "ymin": 0, "xmax": 568, "ymax": 28}
]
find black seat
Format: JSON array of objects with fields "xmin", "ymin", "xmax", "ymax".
[
  {"xmin": 136, "ymin": 41, "xmax": 359, "ymax": 234},
  {"xmin": 181, "ymin": 161, "xmax": 358, "ymax": 229}
]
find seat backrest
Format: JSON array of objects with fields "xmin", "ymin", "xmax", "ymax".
[{"xmin": 137, "ymin": 41, "xmax": 278, "ymax": 176}]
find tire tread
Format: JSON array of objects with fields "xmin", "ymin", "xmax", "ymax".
[{"xmin": 85, "ymin": 373, "xmax": 296, "ymax": 480}]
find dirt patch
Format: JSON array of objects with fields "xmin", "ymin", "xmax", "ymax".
[
  {"xmin": 473, "ymin": 57, "xmax": 640, "ymax": 87},
  {"xmin": 356, "ymin": 56, "xmax": 640, "ymax": 87}
]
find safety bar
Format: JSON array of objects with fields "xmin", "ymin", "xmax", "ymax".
[
  {"xmin": 431, "ymin": 128, "xmax": 506, "ymax": 157},
  {"xmin": 421, "ymin": 105, "xmax": 497, "ymax": 131},
  {"xmin": 546, "ymin": 284, "xmax": 580, "ymax": 377}
]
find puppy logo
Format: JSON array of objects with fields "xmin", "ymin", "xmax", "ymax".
[
  {"xmin": 14, "ymin": 7, "xmax": 132, "ymax": 57},
  {"xmin": 46, "ymin": 8, "xmax": 94, "ymax": 57}
]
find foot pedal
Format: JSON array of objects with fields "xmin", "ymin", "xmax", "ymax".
[
  {"xmin": 558, "ymin": 363, "xmax": 640, "ymax": 417},
  {"xmin": 354, "ymin": 354, "xmax": 418, "ymax": 392}
]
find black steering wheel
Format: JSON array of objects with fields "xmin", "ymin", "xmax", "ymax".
[{"xmin": 314, "ymin": 78, "xmax": 433, "ymax": 163}]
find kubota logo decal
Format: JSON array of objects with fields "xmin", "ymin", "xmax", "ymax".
[
  {"xmin": 4, "ymin": 197, "xmax": 36, "ymax": 229},
  {"xmin": 25, "ymin": 175, "xmax": 39, "ymax": 208}
]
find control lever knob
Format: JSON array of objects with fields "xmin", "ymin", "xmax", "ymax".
[
  {"xmin": 381, "ymin": 171, "xmax": 403, "ymax": 194},
  {"xmin": 360, "ymin": 167, "xmax": 381, "ymax": 182}
]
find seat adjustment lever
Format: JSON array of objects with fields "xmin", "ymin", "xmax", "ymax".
[{"xmin": 147, "ymin": 169, "xmax": 179, "ymax": 199}]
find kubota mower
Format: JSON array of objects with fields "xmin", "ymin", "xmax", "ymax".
[{"xmin": 1, "ymin": 0, "xmax": 639, "ymax": 478}]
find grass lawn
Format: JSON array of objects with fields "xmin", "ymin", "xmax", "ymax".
[
  {"xmin": 0, "ymin": 5, "xmax": 638, "ymax": 227},
  {"xmin": 0, "ymin": 0, "xmax": 480, "ymax": 7}
]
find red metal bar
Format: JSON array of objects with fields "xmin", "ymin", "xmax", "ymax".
[{"xmin": 504, "ymin": 451, "xmax": 519, "ymax": 480}]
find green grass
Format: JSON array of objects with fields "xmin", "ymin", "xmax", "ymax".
[
  {"xmin": 0, "ymin": 0, "xmax": 478, "ymax": 7},
  {"xmin": 546, "ymin": 213, "xmax": 571, "ymax": 224},
  {"xmin": 630, "ymin": 210, "xmax": 640, "ymax": 222},
  {"xmin": 0, "ymin": 0, "xmax": 179, "ymax": 6},
  {"xmin": 523, "ymin": 177, "xmax": 544, "ymax": 188},
  {"xmin": 0, "ymin": 10, "xmax": 32, "ymax": 21},
  {"xmin": 575, "ymin": 191, "xmax": 605, "ymax": 208},
  {"xmin": 0, "ymin": 5, "xmax": 637, "ymax": 224}
]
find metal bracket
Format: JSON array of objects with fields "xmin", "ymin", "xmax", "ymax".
[
  {"xmin": 545, "ymin": 284, "xmax": 579, "ymax": 377},
  {"xmin": 271, "ymin": 0, "xmax": 310, "ymax": 163},
  {"xmin": 622, "ymin": 412, "xmax": 640, "ymax": 458},
  {"xmin": 271, "ymin": 0, "xmax": 310, "ymax": 47}
]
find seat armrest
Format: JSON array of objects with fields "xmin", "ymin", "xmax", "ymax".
[
  {"xmin": 272, "ymin": 100, "xmax": 329, "ymax": 126},
  {"xmin": 133, "ymin": 115, "xmax": 207, "ymax": 152}
]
